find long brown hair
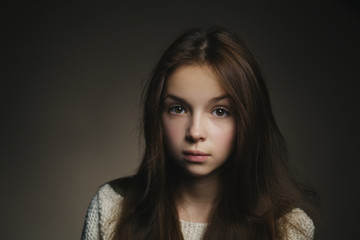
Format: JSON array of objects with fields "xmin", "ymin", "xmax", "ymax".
[{"xmin": 112, "ymin": 26, "xmax": 318, "ymax": 240}]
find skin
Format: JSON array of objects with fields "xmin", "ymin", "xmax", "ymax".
[{"xmin": 162, "ymin": 65, "xmax": 236, "ymax": 222}]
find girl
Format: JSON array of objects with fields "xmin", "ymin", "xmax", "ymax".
[{"xmin": 81, "ymin": 27, "xmax": 318, "ymax": 240}]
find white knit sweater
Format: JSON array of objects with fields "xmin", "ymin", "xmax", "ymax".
[{"xmin": 81, "ymin": 182, "xmax": 314, "ymax": 240}]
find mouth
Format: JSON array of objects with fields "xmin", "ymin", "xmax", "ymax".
[{"xmin": 182, "ymin": 150, "xmax": 210, "ymax": 163}]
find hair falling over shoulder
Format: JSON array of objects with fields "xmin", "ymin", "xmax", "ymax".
[{"xmin": 111, "ymin": 26, "xmax": 319, "ymax": 240}]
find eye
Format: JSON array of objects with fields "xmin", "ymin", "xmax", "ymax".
[
  {"xmin": 212, "ymin": 107, "xmax": 230, "ymax": 117},
  {"xmin": 168, "ymin": 105, "xmax": 186, "ymax": 114}
]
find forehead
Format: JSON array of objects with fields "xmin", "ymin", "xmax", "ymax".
[{"xmin": 164, "ymin": 65, "xmax": 226, "ymax": 98}]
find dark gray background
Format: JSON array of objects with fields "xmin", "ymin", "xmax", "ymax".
[{"xmin": 2, "ymin": 1, "xmax": 359, "ymax": 239}]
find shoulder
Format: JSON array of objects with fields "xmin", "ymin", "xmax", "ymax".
[
  {"xmin": 96, "ymin": 176, "xmax": 133, "ymax": 220},
  {"xmin": 104, "ymin": 176, "xmax": 133, "ymax": 197},
  {"xmin": 82, "ymin": 177, "xmax": 132, "ymax": 240},
  {"xmin": 277, "ymin": 208, "xmax": 315, "ymax": 240},
  {"xmin": 97, "ymin": 177, "xmax": 132, "ymax": 203}
]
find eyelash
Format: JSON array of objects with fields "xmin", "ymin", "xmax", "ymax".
[
  {"xmin": 167, "ymin": 105, "xmax": 231, "ymax": 118},
  {"xmin": 212, "ymin": 107, "xmax": 230, "ymax": 117},
  {"xmin": 168, "ymin": 105, "xmax": 186, "ymax": 114}
]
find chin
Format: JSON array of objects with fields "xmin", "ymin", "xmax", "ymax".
[{"xmin": 182, "ymin": 167, "xmax": 220, "ymax": 179}]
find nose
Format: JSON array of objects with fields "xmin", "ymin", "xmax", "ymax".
[{"xmin": 186, "ymin": 114, "xmax": 207, "ymax": 142}]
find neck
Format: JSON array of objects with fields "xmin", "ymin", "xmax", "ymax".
[{"xmin": 176, "ymin": 172, "xmax": 220, "ymax": 223}]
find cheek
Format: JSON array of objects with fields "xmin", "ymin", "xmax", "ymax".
[
  {"xmin": 211, "ymin": 122, "xmax": 236, "ymax": 155},
  {"xmin": 162, "ymin": 117, "xmax": 186, "ymax": 150}
]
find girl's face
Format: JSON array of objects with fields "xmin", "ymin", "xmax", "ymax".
[{"xmin": 162, "ymin": 65, "xmax": 236, "ymax": 177}]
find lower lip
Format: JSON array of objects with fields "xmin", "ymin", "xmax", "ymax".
[{"xmin": 184, "ymin": 154, "xmax": 209, "ymax": 163}]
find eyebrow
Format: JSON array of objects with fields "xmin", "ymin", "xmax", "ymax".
[{"xmin": 162, "ymin": 94, "xmax": 230, "ymax": 105}]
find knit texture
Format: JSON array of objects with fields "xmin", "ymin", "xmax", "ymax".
[
  {"xmin": 81, "ymin": 182, "xmax": 314, "ymax": 240},
  {"xmin": 180, "ymin": 220, "xmax": 207, "ymax": 240}
]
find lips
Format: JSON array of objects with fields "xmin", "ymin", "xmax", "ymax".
[{"xmin": 182, "ymin": 150, "xmax": 210, "ymax": 163}]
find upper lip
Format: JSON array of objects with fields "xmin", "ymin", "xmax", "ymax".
[{"xmin": 183, "ymin": 150, "xmax": 210, "ymax": 156}]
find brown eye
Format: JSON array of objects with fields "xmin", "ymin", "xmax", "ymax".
[
  {"xmin": 212, "ymin": 108, "xmax": 229, "ymax": 117},
  {"xmin": 169, "ymin": 105, "xmax": 185, "ymax": 114}
]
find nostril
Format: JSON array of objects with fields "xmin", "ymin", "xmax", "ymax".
[{"xmin": 186, "ymin": 126, "xmax": 206, "ymax": 142}]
